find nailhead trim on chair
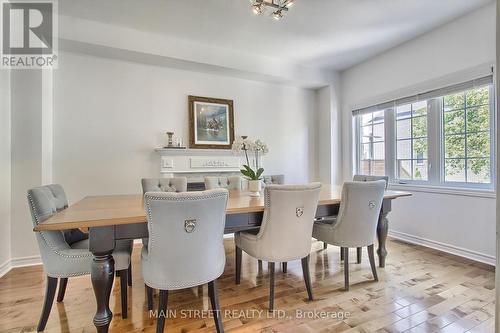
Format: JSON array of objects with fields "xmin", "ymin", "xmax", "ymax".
[{"xmin": 28, "ymin": 193, "xmax": 92, "ymax": 277}]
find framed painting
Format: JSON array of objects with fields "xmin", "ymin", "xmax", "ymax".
[{"xmin": 188, "ymin": 95, "xmax": 235, "ymax": 149}]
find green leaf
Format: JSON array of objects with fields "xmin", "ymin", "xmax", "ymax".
[
  {"xmin": 255, "ymin": 168, "xmax": 264, "ymax": 180},
  {"xmin": 240, "ymin": 168, "xmax": 257, "ymax": 180},
  {"xmin": 243, "ymin": 165, "xmax": 257, "ymax": 179}
]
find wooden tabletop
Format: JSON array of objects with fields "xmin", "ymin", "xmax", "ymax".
[{"xmin": 33, "ymin": 185, "xmax": 411, "ymax": 231}]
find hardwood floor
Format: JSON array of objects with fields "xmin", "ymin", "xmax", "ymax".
[{"xmin": 0, "ymin": 238, "xmax": 495, "ymax": 333}]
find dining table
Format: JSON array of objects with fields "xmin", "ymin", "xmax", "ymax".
[{"xmin": 33, "ymin": 184, "xmax": 411, "ymax": 333}]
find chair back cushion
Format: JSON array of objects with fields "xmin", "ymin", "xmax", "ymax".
[
  {"xmin": 28, "ymin": 184, "xmax": 94, "ymax": 277},
  {"xmin": 328, "ymin": 180, "xmax": 385, "ymax": 247},
  {"xmin": 204, "ymin": 176, "xmax": 242, "ymax": 190},
  {"xmin": 262, "ymin": 174, "xmax": 285, "ymax": 186},
  {"xmin": 141, "ymin": 177, "xmax": 187, "ymax": 194},
  {"xmin": 255, "ymin": 183, "xmax": 321, "ymax": 261},
  {"xmin": 28, "ymin": 184, "xmax": 68, "ymax": 224},
  {"xmin": 142, "ymin": 189, "xmax": 228, "ymax": 290},
  {"xmin": 27, "ymin": 184, "xmax": 88, "ymax": 245},
  {"xmin": 353, "ymin": 174, "xmax": 389, "ymax": 189}
]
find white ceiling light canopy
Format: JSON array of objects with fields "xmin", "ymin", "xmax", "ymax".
[{"xmin": 250, "ymin": 0, "xmax": 294, "ymax": 20}]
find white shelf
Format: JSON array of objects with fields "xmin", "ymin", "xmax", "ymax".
[
  {"xmin": 160, "ymin": 169, "xmax": 240, "ymax": 174},
  {"xmin": 154, "ymin": 148, "xmax": 237, "ymax": 156}
]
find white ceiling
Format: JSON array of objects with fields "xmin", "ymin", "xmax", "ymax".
[{"xmin": 59, "ymin": 0, "xmax": 493, "ymax": 71}]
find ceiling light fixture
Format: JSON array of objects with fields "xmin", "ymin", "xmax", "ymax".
[
  {"xmin": 250, "ymin": 0, "xmax": 294, "ymax": 20},
  {"xmin": 272, "ymin": 10, "xmax": 283, "ymax": 20},
  {"xmin": 252, "ymin": 3, "xmax": 264, "ymax": 15}
]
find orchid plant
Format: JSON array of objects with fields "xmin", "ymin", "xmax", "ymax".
[{"xmin": 232, "ymin": 136, "xmax": 269, "ymax": 181}]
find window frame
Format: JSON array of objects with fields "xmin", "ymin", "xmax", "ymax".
[
  {"xmin": 356, "ymin": 111, "xmax": 386, "ymax": 176},
  {"xmin": 394, "ymin": 101, "xmax": 430, "ymax": 183},
  {"xmin": 354, "ymin": 83, "xmax": 496, "ymax": 191},
  {"xmin": 438, "ymin": 85, "xmax": 496, "ymax": 189}
]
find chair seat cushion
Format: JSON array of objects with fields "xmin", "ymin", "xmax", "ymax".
[
  {"xmin": 313, "ymin": 216, "xmax": 367, "ymax": 248},
  {"xmin": 234, "ymin": 230, "xmax": 259, "ymax": 256},
  {"xmin": 235, "ymin": 229, "xmax": 302, "ymax": 262},
  {"xmin": 312, "ymin": 221, "xmax": 338, "ymax": 245},
  {"xmin": 41, "ymin": 239, "xmax": 93, "ymax": 278},
  {"xmin": 71, "ymin": 239, "xmax": 132, "ymax": 271}
]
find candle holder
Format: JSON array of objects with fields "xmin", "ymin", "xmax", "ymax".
[{"xmin": 166, "ymin": 132, "xmax": 174, "ymax": 147}]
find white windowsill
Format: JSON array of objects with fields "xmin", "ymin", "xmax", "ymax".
[{"xmin": 388, "ymin": 183, "xmax": 496, "ymax": 198}]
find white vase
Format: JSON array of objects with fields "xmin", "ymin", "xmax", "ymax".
[{"xmin": 248, "ymin": 180, "xmax": 262, "ymax": 197}]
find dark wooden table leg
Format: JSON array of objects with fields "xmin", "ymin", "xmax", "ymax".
[
  {"xmin": 377, "ymin": 199, "xmax": 391, "ymax": 268},
  {"xmin": 90, "ymin": 226, "xmax": 116, "ymax": 333}
]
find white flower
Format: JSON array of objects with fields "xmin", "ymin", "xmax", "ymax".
[
  {"xmin": 252, "ymin": 139, "xmax": 269, "ymax": 155},
  {"xmin": 232, "ymin": 137, "xmax": 252, "ymax": 154},
  {"xmin": 232, "ymin": 137, "xmax": 268, "ymax": 156}
]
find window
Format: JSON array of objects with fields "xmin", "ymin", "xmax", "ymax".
[
  {"xmin": 396, "ymin": 101, "xmax": 428, "ymax": 181},
  {"xmin": 353, "ymin": 75, "xmax": 495, "ymax": 189},
  {"xmin": 359, "ymin": 111, "xmax": 385, "ymax": 176},
  {"xmin": 442, "ymin": 87, "xmax": 492, "ymax": 184}
]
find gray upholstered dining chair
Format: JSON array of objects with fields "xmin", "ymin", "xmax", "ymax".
[
  {"xmin": 234, "ymin": 183, "xmax": 322, "ymax": 311},
  {"xmin": 336, "ymin": 175, "xmax": 388, "ymax": 263},
  {"xmin": 312, "ymin": 180, "xmax": 385, "ymax": 291},
  {"xmin": 204, "ymin": 176, "xmax": 242, "ymax": 190},
  {"xmin": 142, "ymin": 189, "xmax": 228, "ymax": 333},
  {"xmin": 322, "ymin": 174, "xmax": 389, "ymax": 260},
  {"xmin": 141, "ymin": 177, "xmax": 187, "ymax": 194},
  {"xmin": 27, "ymin": 184, "xmax": 133, "ymax": 331}
]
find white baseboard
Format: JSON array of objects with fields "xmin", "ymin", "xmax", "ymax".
[
  {"xmin": 0, "ymin": 260, "xmax": 11, "ymax": 278},
  {"xmin": 388, "ymin": 230, "xmax": 495, "ymax": 266},
  {"xmin": 0, "ymin": 255, "xmax": 42, "ymax": 278},
  {"xmin": 11, "ymin": 255, "xmax": 42, "ymax": 268}
]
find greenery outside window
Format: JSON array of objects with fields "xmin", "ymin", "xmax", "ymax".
[{"xmin": 442, "ymin": 86, "xmax": 492, "ymax": 184}]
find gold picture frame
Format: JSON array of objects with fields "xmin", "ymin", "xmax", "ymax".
[{"xmin": 188, "ymin": 95, "xmax": 235, "ymax": 149}]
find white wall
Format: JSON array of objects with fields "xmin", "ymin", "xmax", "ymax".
[
  {"xmin": 53, "ymin": 51, "xmax": 319, "ymax": 205},
  {"xmin": 10, "ymin": 71, "xmax": 46, "ymax": 260},
  {"xmin": 340, "ymin": 4, "xmax": 496, "ymax": 263},
  {"xmin": 316, "ymin": 75, "xmax": 343, "ymax": 185},
  {"xmin": 317, "ymin": 86, "xmax": 333, "ymax": 184},
  {"xmin": 0, "ymin": 70, "xmax": 11, "ymax": 274}
]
